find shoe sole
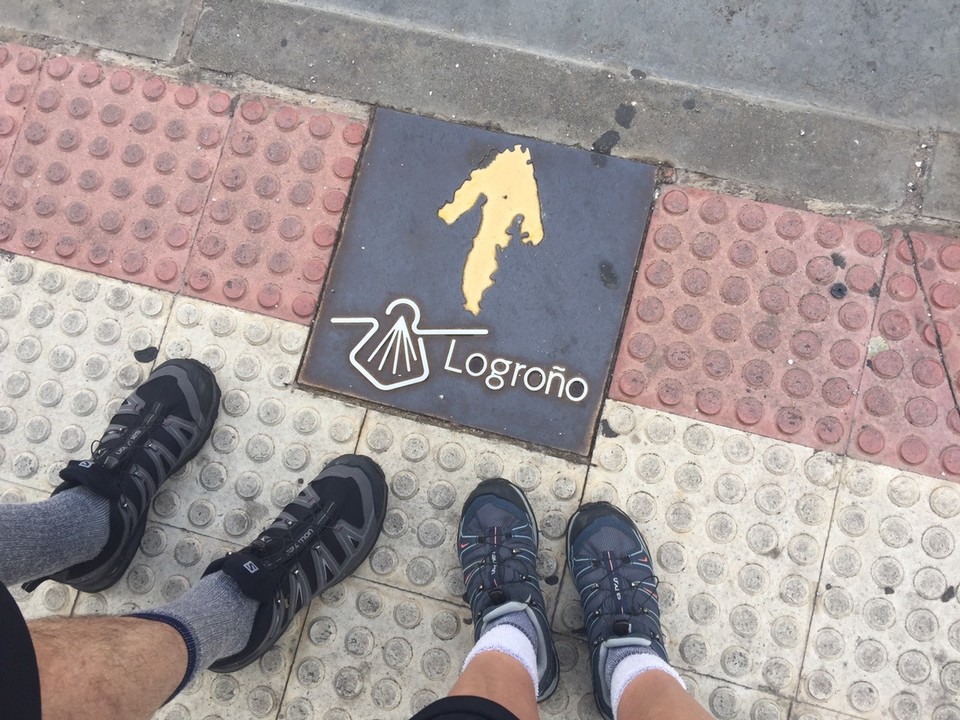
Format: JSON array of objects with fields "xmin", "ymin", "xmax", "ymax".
[{"xmin": 77, "ymin": 359, "xmax": 221, "ymax": 593}]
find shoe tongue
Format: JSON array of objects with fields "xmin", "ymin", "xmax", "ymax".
[
  {"xmin": 59, "ymin": 459, "xmax": 124, "ymax": 500},
  {"xmin": 613, "ymin": 618, "xmax": 631, "ymax": 636},
  {"xmin": 221, "ymin": 552, "xmax": 278, "ymax": 602}
]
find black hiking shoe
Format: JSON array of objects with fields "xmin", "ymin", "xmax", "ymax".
[
  {"xmin": 458, "ymin": 478, "xmax": 559, "ymax": 701},
  {"xmin": 205, "ymin": 454, "xmax": 387, "ymax": 672},
  {"xmin": 24, "ymin": 358, "xmax": 220, "ymax": 594},
  {"xmin": 566, "ymin": 502, "xmax": 666, "ymax": 720}
]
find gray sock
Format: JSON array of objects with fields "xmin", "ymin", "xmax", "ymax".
[
  {"xmin": 604, "ymin": 645, "xmax": 657, "ymax": 691},
  {"xmin": 133, "ymin": 572, "xmax": 259, "ymax": 693},
  {"xmin": 486, "ymin": 608, "xmax": 539, "ymax": 652},
  {"xmin": 0, "ymin": 487, "xmax": 111, "ymax": 585}
]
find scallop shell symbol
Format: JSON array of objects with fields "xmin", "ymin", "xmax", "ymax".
[{"xmin": 332, "ymin": 298, "xmax": 488, "ymax": 391}]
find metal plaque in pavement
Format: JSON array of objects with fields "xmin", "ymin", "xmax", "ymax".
[{"xmin": 301, "ymin": 109, "xmax": 655, "ymax": 455}]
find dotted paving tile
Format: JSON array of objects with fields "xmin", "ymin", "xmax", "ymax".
[
  {"xmin": 1, "ymin": 479, "xmax": 78, "ymax": 620},
  {"xmin": 847, "ymin": 231, "xmax": 960, "ymax": 479},
  {"xmin": 154, "ymin": 295, "xmax": 366, "ymax": 546},
  {"xmin": 183, "ymin": 96, "xmax": 367, "ymax": 323},
  {"xmin": 557, "ymin": 400, "xmax": 841, "ymax": 698},
  {"xmin": 0, "ymin": 45, "xmax": 42, "ymax": 180},
  {"xmin": 612, "ymin": 186, "xmax": 886, "ymax": 453},
  {"xmin": 790, "ymin": 702, "xmax": 864, "ymax": 720},
  {"xmin": 355, "ymin": 409, "xmax": 587, "ymax": 612},
  {"xmin": 279, "ymin": 577, "xmax": 475, "ymax": 720},
  {"xmin": 799, "ymin": 460, "xmax": 960, "ymax": 719},
  {"xmin": 281, "ymin": 574, "xmax": 791, "ymax": 720},
  {"xmin": 0, "ymin": 55, "xmax": 232, "ymax": 288},
  {"xmin": 0, "ymin": 256, "xmax": 170, "ymax": 494},
  {"xmin": 683, "ymin": 677, "xmax": 791, "ymax": 720}
]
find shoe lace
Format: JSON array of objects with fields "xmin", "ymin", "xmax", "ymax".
[
  {"xmin": 252, "ymin": 501, "xmax": 339, "ymax": 577},
  {"xmin": 461, "ymin": 526, "xmax": 537, "ymax": 594},
  {"xmin": 581, "ymin": 551, "xmax": 661, "ymax": 647},
  {"xmin": 91, "ymin": 401, "xmax": 166, "ymax": 473}
]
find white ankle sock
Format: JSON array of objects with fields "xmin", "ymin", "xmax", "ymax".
[
  {"xmin": 610, "ymin": 652, "xmax": 685, "ymax": 720},
  {"xmin": 462, "ymin": 623, "xmax": 539, "ymax": 697}
]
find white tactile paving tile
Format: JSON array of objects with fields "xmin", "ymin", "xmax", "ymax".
[
  {"xmin": 279, "ymin": 577, "xmax": 474, "ymax": 720},
  {"xmin": 681, "ymin": 672, "xmax": 792, "ymax": 720},
  {"xmin": 0, "ymin": 255, "xmax": 170, "ymax": 493},
  {"xmin": 355, "ymin": 409, "xmax": 587, "ymax": 612},
  {"xmin": 789, "ymin": 701, "xmax": 865, "ymax": 720},
  {"xmin": 152, "ymin": 295, "xmax": 367, "ymax": 546},
  {"xmin": 559, "ymin": 400, "xmax": 843, "ymax": 701},
  {"xmin": 799, "ymin": 460, "xmax": 960, "ymax": 720}
]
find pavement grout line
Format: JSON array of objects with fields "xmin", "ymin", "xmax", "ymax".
[
  {"xmin": 791, "ymin": 453, "xmax": 846, "ymax": 706},
  {"xmin": 581, "ymin": 179, "xmax": 662, "ymax": 461},
  {"xmin": 904, "ymin": 228, "xmax": 960, "ymax": 415},
  {"xmin": 171, "ymin": 0, "xmax": 206, "ymax": 68},
  {"xmin": 838, "ymin": 228, "xmax": 897, "ymax": 459}
]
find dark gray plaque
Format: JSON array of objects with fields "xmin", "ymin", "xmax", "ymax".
[{"xmin": 302, "ymin": 109, "xmax": 655, "ymax": 455}]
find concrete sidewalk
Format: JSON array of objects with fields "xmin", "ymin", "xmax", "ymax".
[
  {"xmin": 2, "ymin": 0, "xmax": 959, "ymax": 219},
  {"xmin": 0, "ymin": 5, "xmax": 958, "ymax": 720}
]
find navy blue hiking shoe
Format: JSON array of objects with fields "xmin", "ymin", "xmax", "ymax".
[
  {"xmin": 24, "ymin": 359, "xmax": 220, "ymax": 593},
  {"xmin": 566, "ymin": 502, "xmax": 666, "ymax": 720},
  {"xmin": 205, "ymin": 454, "xmax": 387, "ymax": 672},
  {"xmin": 459, "ymin": 479, "xmax": 559, "ymax": 700}
]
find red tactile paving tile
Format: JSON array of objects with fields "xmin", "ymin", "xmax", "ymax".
[
  {"xmin": 0, "ymin": 46, "xmax": 42, "ymax": 183},
  {"xmin": 612, "ymin": 186, "xmax": 886, "ymax": 452},
  {"xmin": 182, "ymin": 96, "xmax": 367, "ymax": 323},
  {"xmin": 848, "ymin": 231, "xmax": 960, "ymax": 479},
  {"xmin": 0, "ymin": 55, "xmax": 232, "ymax": 289}
]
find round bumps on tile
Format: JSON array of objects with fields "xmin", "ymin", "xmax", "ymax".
[
  {"xmin": 358, "ymin": 411, "xmax": 584, "ymax": 608},
  {"xmin": 0, "ymin": 258, "xmax": 166, "ymax": 490},
  {"xmin": 148, "ymin": 297, "xmax": 364, "ymax": 544},
  {"xmin": 803, "ymin": 462, "xmax": 960, "ymax": 717},
  {"xmin": 613, "ymin": 187, "xmax": 886, "ymax": 452},
  {"xmin": 580, "ymin": 402, "xmax": 838, "ymax": 694},
  {"xmin": 185, "ymin": 97, "xmax": 366, "ymax": 323}
]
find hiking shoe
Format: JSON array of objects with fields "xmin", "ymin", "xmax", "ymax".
[
  {"xmin": 459, "ymin": 478, "xmax": 559, "ymax": 700},
  {"xmin": 566, "ymin": 502, "xmax": 666, "ymax": 720},
  {"xmin": 24, "ymin": 358, "xmax": 220, "ymax": 594},
  {"xmin": 205, "ymin": 454, "xmax": 387, "ymax": 672}
]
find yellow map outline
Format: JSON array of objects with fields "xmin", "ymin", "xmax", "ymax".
[{"xmin": 438, "ymin": 145, "xmax": 543, "ymax": 316}]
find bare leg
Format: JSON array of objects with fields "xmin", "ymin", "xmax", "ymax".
[
  {"xmin": 449, "ymin": 651, "xmax": 539, "ymax": 720},
  {"xmin": 30, "ymin": 616, "xmax": 187, "ymax": 720},
  {"xmin": 617, "ymin": 670, "xmax": 712, "ymax": 720}
]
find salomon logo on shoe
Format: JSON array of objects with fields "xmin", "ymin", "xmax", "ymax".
[
  {"xmin": 243, "ymin": 561, "xmax": 259, "ymax": 574},
  {"xmin": 284, "ymin": 527, "xmax": 316, "ymax": 557}
]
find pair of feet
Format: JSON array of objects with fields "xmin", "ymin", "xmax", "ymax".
[
  {"xmin": 27, "ymin": 359, "xmax": 665, "ymax": 719},
  {"xmin": 24, "ymin": 358, "xmax": 387, "ymax": 674},
  {"xmin": 460, "ymin": 479, "xmax": 666, "ymax": 719}
]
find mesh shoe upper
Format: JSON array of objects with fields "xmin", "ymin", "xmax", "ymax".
[
  {"xmin": 24, "ymin": 359, "xmax": 220, "ymax": 593},
  {"xmin": 459, "ymin": 479, "xmax": 559, "ymax": 700},
  {"xmin": 207, "ymin": 455, "xmax": 387, "ymax": 673},
  {"xmin": 566, "ymin": 502, "xmax": 665, "ymax": 720}
]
